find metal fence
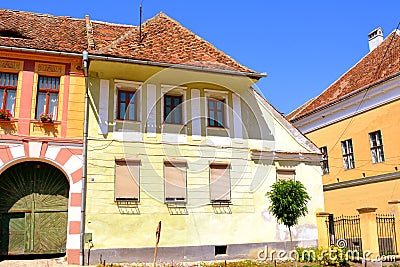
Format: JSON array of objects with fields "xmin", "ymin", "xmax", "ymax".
[
  {"xmin": 327, "ymin": 214, "xmax": 362, "ymax": 251},
  {"xmin": 376, "ymin": 214, "xmax": 397, "ymax": 255}
]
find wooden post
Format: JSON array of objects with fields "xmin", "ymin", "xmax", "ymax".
[{"xmin": 153, "ymin": 221, "xmax": 162, "ymax": 267}]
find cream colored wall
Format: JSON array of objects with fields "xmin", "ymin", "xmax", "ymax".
[{"xmin": 85, "ymin": 61, "xmax": 324, "ymax": 249}]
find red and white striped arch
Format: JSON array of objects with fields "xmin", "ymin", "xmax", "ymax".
[{"xmin": 0, "ymin": 140, "xmax": 83, "ymax": 264}]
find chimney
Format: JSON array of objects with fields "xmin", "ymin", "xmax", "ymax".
[{"xmin": 368, "ymin": 27, "xmax": 383, "ymax": 51}]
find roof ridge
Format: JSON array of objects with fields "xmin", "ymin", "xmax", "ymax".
[
  {"xmin": 147, "ymin": 11, "xmax": 253, "ymax": 72},
  {"xmin": 0, "ymin": 8, "xmax": 85, "ymax": 22},
  {"xmin": 95, "ymin": 12, "xmax": 164, "ymax": 54}
]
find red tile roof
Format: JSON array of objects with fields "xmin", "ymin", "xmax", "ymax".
[
  {"xmin": 0, "ymin": 9, "xmax": 258, "ymax": 75},
  {"xmin": 288, "ymin": 30, "xmax": 400, "ymax": 121},
  {"xmin": 0, "ymin": 9, "xmax": 87, "ymax": 53},
  {"xmin": 89, "ymin": 12, "xmax": 255, "ymax": 74}
]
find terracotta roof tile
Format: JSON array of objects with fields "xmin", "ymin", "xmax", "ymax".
[
  {"xmin": 0, "ymin": 9, "xmax": 257, "ymax": 75},
  {"xmin": 288, "ymin": 30, "xmax": 400, "ymax": 121},
  {"xmin": 90, "ymin": 12, "xmax": 255, "ymax": 73},
  {"xmin": 0, "ymin": 9, "xmax": 87, "ymax": 53}
]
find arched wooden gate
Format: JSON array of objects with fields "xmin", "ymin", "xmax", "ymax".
[{"xmin": 0, "ymin": 161, "xmax": 69, "ymax": 255}]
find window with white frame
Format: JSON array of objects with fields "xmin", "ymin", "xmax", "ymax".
[
  {"xmin": 320, "ymin": 146, "xmax": 329, "ymax": 175},
  {"xmin": 205, "ymin": 90, "xmax": 229, "ymax": 129},
  {"xmin": 117, "ymin": 90, "xmax": 138, "ymax": 121},
  {"xmin": 35, "ymin": 76, "xmax": 60, "ymax": 120},
  {"xmin": 207, "ymin": 98, "xmax": 225, "ymax": 127},
  {"xmin": 369, "ymin": 130, "xmax": 384, "ymax": 164},
  {"xmin": 164, "ymin": 94, "xmax": 183, "ymax": 124},
  {"xmin": 0, "ymin": 72, "xmax": 18, "ymax": 117},
  {"xmin": 341, "ymin": 139, "xmax": 355, "ymax": 170}
]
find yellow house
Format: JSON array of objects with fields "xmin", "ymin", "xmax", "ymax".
[
  {"xmin": 288, "ymin": 28, "xmax": 400, "ymax": 216},
  {"xmin": 83, "ymin": 12, "xmax": 324, "ymax": 264},
  {"xmin": 0, "ymin": 9, "xmax": 86, "ymax": 264}
]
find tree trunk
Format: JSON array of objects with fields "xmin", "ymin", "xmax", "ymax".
[{"xmin": 288, "ymin": 226, "xmax": 297, "ymax": 267}]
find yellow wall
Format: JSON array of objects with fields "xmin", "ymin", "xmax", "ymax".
[
  {"xmin": 306, "ymin": 99, "xmax": 400, "ymax": 215},
  {"xmin": 85, "ymin": 60, "xmax": 324, "ymax": 250}
]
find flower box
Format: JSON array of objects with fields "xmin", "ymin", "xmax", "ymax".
[
  {"xmin": 39, "ymin": 112, "xmax": 53, "ymax": 123},
  {"xmin": 0, "ymin": 109, "xmax": 12, "ymax": 120}
]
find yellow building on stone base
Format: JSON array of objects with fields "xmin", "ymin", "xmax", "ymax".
[
  {"xmin": 288, "ymin": 28, "xmax": 400, "ymax": 216},
  {"xmin": 82, "ymin": 12, "xmax": 324, "ymax": 264}
]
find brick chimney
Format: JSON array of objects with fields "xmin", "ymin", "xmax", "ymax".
[{"xmin": 368, "ymin": 27, "xmax": 383, "ymax": 51}]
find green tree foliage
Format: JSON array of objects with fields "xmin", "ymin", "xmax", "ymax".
[{"xmin": 266, "ymin": 179, "xmax": 311, "ymax": 249}]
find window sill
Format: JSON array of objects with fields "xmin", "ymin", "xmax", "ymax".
[
  {"xmin": 0, "ymin": 118, "xmax": 17, "ymax": 123},
  {"xmin": 115, "ymin": 119, "xmax": 141, "ymax": 123},
  {"xmin": 207, "ymin": 126, "xmax": 229, "ymax": 130},
  {"xmin": 31, "ymin": 120, "xmax": 61, "ymax": 125},
  {"xmin": 162, "ymin": 122, "xmax": 186, "ymax": 126}
]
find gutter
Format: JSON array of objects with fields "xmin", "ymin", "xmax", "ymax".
[
  {"xmin": 291, "ymin": 71, "xmax": 400, "ymax": 123},
  {"xmin": 0, "ymin": 45, "xmax": 266, "ymax": 79},
  {"xmin": 87, "ymin": 54, "xmax": 267, "ymax": 79},
  {"xmin": 80, "ymin": 51, "xmax": 89, "ymax": 266},
  {"xmin": 0, "ymin": 45, "xmax": 83, "ymax": 58}
]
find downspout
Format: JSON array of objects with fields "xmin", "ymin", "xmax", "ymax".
[{"xmin": 80, "ymin": 51, "xmax": 89, "ymax": 266}]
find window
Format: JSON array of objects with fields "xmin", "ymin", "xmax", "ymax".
[
  {"xmin": 35, "ymin": 76, "xmax": 60, "ymax": 120},
  {"xmin": 341, "ymin": 139, "xmax": 355, "ymax": 170},
  {"xmin": 210, "ymin": 163, "xmax": 231, "ymax": 202},
  {"xmin": 118, "ymin": 90, "xmax": 137, "ymax": 121},
  {"xmin": 0, "ymin": 72, "xmax": 18, "ymax": 116},
  {"xmin": 208, "ymin": 98, "xmax": 225, "ymax": 127},
  {"xmin": 164, "ymin": 161, "xmax": 187, "ymax": 203},
  {"xmin": 320, "ymin": 146, "xmax": 329, "ymax": 174},
  {"xmin": 369, "ymin": 130, "xmax": 384, "ymax": 164},
  {"xmin": 164, "ymin": 94, "xmax": 183, "ymax": 124},
  {"xmin": 276, "ymin": 169, "xmax": 295, "ymax": 181},
  {"xmin": 115, "ymin": 159, "xmax": 140, "ymax": 201}
]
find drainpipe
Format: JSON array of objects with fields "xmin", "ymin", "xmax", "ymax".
[{"xmin": 80, "ymin": 50, "xmax": 89, "ymax": 266}]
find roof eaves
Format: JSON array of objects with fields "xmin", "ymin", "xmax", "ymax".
[
  {"xmin": 88, "ymin": 53, "xmax": 266, "ymax": 78},
  {"xmin": 291, "ymin": 71, "xmax": 400, "ymax": 122}
]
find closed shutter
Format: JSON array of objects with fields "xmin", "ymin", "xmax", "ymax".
[
  {"xmin": 164, "ymin": 161, "xmax": 187, "ymax": 202},
  {"xmin": 115, "ymin": 159, "xmax": 140, "ymax": 201},
  {"xmin": 210, "ymin": 164, "xmax": 231, "ymax": 202}
]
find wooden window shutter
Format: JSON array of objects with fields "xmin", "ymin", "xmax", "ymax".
[
  {"xmin": 276, "ymin": 169, "xmax": 295, "ymax": 181},
  {"xmin": 210, "ymin": 163, "xmax": 231, "ymax": 202},
  {"xmin": 164, "ymin": 161, "xmax": 187, "ymax": 202},
  {"xmin": 115, "ymin": 159, "xmax": 140, "ymax": 201}
]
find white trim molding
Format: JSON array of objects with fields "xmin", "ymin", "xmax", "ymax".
[{"xmin": 294, "ymin": 76, "xmax": 400, "ymax": 134}]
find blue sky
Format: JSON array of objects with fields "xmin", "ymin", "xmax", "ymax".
[{"xmin": 2, "ymin": 1, "xmax": 399, "ymax": 114}]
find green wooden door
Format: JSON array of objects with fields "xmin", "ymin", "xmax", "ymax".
[
  {"xmin": 0, "ymin": 162, "xmax": 69, "ymax": 255},
  {"xmin": 0, "ymin": 213, "xmax": 27, "ymax": 255}
]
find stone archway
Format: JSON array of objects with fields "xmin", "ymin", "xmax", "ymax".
[{"xmin": 0, "ymin": 161, "xmax": 69, "ymax": 255}]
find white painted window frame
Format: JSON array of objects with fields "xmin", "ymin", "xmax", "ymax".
[
  {"xmin": 161, "ymin": 85, "xmax": 187, "ymax": 125},
  {"xmin": 204, "ymin": 89, "xmax": 230, "ymax": 129}
]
